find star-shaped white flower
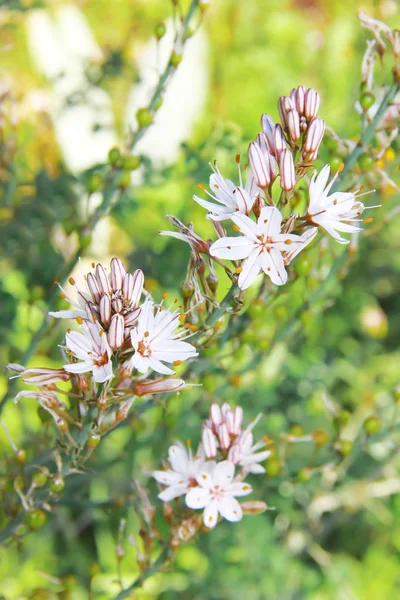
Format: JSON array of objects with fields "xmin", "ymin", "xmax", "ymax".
[
  {"xmin": 228, "ymin": 415, "xmax": 271, "ymax": 475},
  {"xmin": 130, "ymin": 300, "xmax": 198, "ymax": 375},
  {"xmin": 153, "ymin": 442, "xmax": 205, "ymax": 502},
  {"xmin": 185, "ymin": 461, "xmax": 252, "ymax": 529},
  {"xmin": 307, "ymin": 165, "xmax": 367, "ymax": 244},
  {"xmin": 210, "ymin": 206, "xmax": 304, "ymax": 289},
  {"xmin": 64, "ymin": 321, "xmax": 112, "ymax": 383},
  {"xmin": 193, "ymin": 163, "xmax": 261, "ymax": 221}
]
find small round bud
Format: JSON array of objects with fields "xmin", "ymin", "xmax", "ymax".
[
  {"xmin": 16, "ymin": 449, "xmax": 26, "ymax": 465},
  {"xmin": 117, "ymin": 172, "xmax": 132, "ymax": 189},
  {"xmin": 289, "ymin": 424, "xmax": 303, "ymax": 437},
  {"xmin": 155, "ymin": 22, "xmax": 166, "ymax": 40},
  {"xmin": 170, "ymin": 52, "xmax": 183, "ymax": 67},
  {"xmin": 364, "ymin": 416, "xmax": 381, "ymax": 435},
  {"xmin": 338, "ymin": 439, "xmax": 353, "ymax": 457},
  {"xmin": 360, "ymin": 91, "xmax": 375, "ymax": 110},
  {"xmin": 86, "ymin": 173, "xmax": 104, "ymax": 193},
  {"xmin": 87, "ymin": 433, "xmax": 101, "ymax": 449},
  {"xmin": 136, "ymin": 107, "xmax": 153, "ymax": 128},
  {"xmin": 329, "ymin": 156, "xmax": 343, "ymax": 172},
  {"xmin": 312, "ymin": 429, "xmax": 328, "ymax": 447},
  {"xmin": 122, "ymin": 155, "xmax": 140, "ymax": 171},
  {"xmin": 297, "ymin": 467, "xmax": 312, "ymax": 482},
  {"xmin": 32, "ymin": 471, "xmax": 48, "ymax": 488},
  {"xmin": 359, "ymin": 81, "xmax": 368, "ymax": 94},
  {"xmin": 266, "ymin": 457, "xmax": 281, "ymax": 478},
  {"xmin": 25, "ymin": 509, "xmax": 47, "ymax": 530},
  {"xmin": 108, "ymin": 146, "xmax": 121, "ymax": 166},
  {"xmin": 358, "ymin": 153, "xmax": 374, "ymax": 170},
  {"xmin": 49, "ymin": 476, "xmax": 65, "ymax": 493}
]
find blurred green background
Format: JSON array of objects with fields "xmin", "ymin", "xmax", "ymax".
[{"xmin": 1, "ymin": 0, "xmax": 400, "ymax": 598}]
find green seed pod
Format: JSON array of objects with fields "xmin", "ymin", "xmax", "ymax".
[
  {"xmin": 32, "ymin": 471, "xmax": 48, "ymax": 488},
  {"xmin": 136, "ymin": 107, "xmax": 153, "ymax": 128},
  {"xmin": 313, "ymin": 429, "xmax": 328, "ymax": 447},
  {"xmin": 364, "ymin": 416, "xmax": 381, "ymax": 435},
  {"xmin": 337, "ymin": 409, "xmax": 351, "ymax": 427},
  {"xmin": 49, "ymin": 476, "xmax": 65, "ymax": 493},
  {"xmin": 16, "ymin": 449, "xmax": 26, "ymax": 465},
  {"xmin": 329, "ymin": 156, "xmax": 343, "ymax": 172},
  {"xmin": 86, "ymin": 173, "xmax": 104, "ymax": 192},
  {"xmin": 25, "ymin": 509, "xmax": 47, "ymax": 530},
  {"xmin": 360, "ymin": 91, "xmax": 375, "ymax": 110},
  {"xmin": 338, "ymin": 439, "xmax": 353, "ymax": 457},
  {"xmin": 155, "ymin": 22, "xmax": 166, "ymax": 40},
  {"xmin": 118, "ymin": 171, "xmax": 132, "ymax": 189},
  {"xmin": 358, "ymin": 153, "xmax": 374, "ymax": 170},
  {"xmin": 87, "ymin": 433, "xmax": 101, "ymax": 449},
  {"xmin": 108, "ymin": 147, "xmax": 121, "ymax": 166},
  {"xmin": 266, "ymin": 457, "xmax": 281, "ymax": 478},
  {"xmin": 122, "ymin": 155, "xmax": 140, "ymax": 171},
  {"xmin": 181, "ymin": 280, "xmax": 195, "ymax": 300},
  {"xmin": 297, "ymin": 467, "xmax": 312, "ymax": 482},
  {"xmin": 170, "ymin": 52, "xmax": 183, "ymax": 67}
]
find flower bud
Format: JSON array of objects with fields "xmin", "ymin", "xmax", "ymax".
[
  {"xmin": 218, "ymin": 423, "xmax": 230, "ymax": 450},
  {"xmin": 123, "ymin": 269, "xmax": 144, "ymax": 306},
  {"xmin": 20, "ymin": 368, "xmax": 71, "ymax": 386},
  {"xmin": 210, "ymin": 403, "xmax": 222, "ymax": 429},
  {"xmin": 273, "ymin": 124, "xmax": 287, "ymax": 156},
  {"xmin": 136, "ymin": 107, "xmax": 153, "ymax": 128},
  {"xmin": 87, "ymin": 272, "xmax": 101, "ymax": 303},
  {"xmin": 261, "ymin": 113, "xmax": 275, "ymax": 153},
  {"xmin": 99, "ymin": 294, "xmax": 112, "ymax": 326},
  {"xmin": 248, "ymin": 142, "xmax": 274, "ymax": 188},
  {"xmin": 279, "ymin": 149, "xmax": 296, "ymax": 191},
  {"xmin": 278, "ymin": 96, "xmax": 290, "ymax": 129},
  {"xmin": 287, "ymin": 108, "xmax": 301, "ymax": 142},
  {"xmin": 360, "ymin": 91, "xmax": 375, "ymax": 110},
  {"xmin": 303, "ymin": 117, "xmax": 325, "ymax": 156},
  {"xmin": 202, "ymin": 426, "xmax": 217, "ymax": 458},
  {"xmin": 108, "ymin": 314, "xmax": 125, "ymax": 350},
  {"xmin": 134, "ymin": 378, "xmax": 186, "ymax": 397},
  {"xmin": 241, "ymin": 501, "xmax": 268, "ymax": 515},
  {"xmin": 304, "ymin": 88, "xmax": 320, "ymax": 119},
  {"xmin": 110, "ymin": 258, "xmax": 126, "ymax": 291},
  {"xmin": 96, "ymin": 263, "xmax": 111, "ymax": 295},
  {"xmin": 292, "ymin": 85, "xmax": 305, "ymax": 114}
]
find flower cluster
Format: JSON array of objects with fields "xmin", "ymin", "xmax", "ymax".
[
  {"xmin": 185, "ymin": 86, "xmax": 375, "ymax": 290},
  {"xmin": 153, "ymin": 403, "xmax": 270, "ymax": 530}
]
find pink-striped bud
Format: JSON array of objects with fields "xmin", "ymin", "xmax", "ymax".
[
  {"xmin": 126, "ymin": 269, "xmax": 143, "ymax": 306},
  {"xmin": 227, "ymin": 443, "xmax": 241, "ymax": 464},
  {"xmin": 232, "ymin": 406, "xmax": 243, "ymax": 435},
  {"xmin": 279, "ymin": 149, "xmax": 296, "ymax": 191},
  {"xmin": 108, "ymin": 314, "xmax": 125, "ymax": 350},
  {"xmin": 19, "ymin": 368, "xmax": 71, "ymax": 385},
  {"xmin": 287, "ymin": 108, "xmax": 301, "ymax": 142},
  {"xmin": 95, "ymin": 263, "xmax": 111, "ymax": 295},
  {"xmin": 210, "ymin": 403, "xmax": 222, "ymax": 430},
  {"xmin": 261, "ymin": 113, "xmax": 275, "ymax": 153},
  {"xmin": 273, "ymin": 124, "xmax": 287, "ymax": 156},
  {"xmin": 303, "ymin": 117, "xmax": 325, "ymax": 156},
  {"xmin": 241, "ymin": 501, "xmax": 268, "ymax": 515},
  {"xmin": 218, "ymin": 423, "xmax": 231, "ymax": 450},
  {"xmin": 256, "ymin": 132, "xmax": 270, "ymax": 157},
  {"xmin": 6, "ymin": 363, "xmax": 24, "ymax": 373},
  {"xmin": 110, "ymin": 258, "xmax": 126, "ymax": 290},
  {"xmin": 202, "ymin": 426, "xmax": 217, "ymax": 458},
  {"xmin": 134, "ymin": 378, "xmax": 186, "ymax": 397},
  {"xmin": 221, "ymin": 402, "xmax": 231, "ymax": 418},
  {"xmin": 304, "ymin": 88, "xmax": 320, "ymax": 120},
  {"xmin": 99, "ymin": 294, "xmax": 112, "ymax": 326},
  {"xmin": 112, "ymin": 297, "xmax": 123, "ymax": 314},
  {"xmin": 248, "ymin": 142, "xmax": 274, "ymax": 189},
  {"xmin": 278, "ymin": 96, "xmax": 292, "ymax": 129},
  {"xmin": 291, "ymin": 86, "xmax": 306, "ymax": 115},
  {"xmin": 123, "ymin": 306, "xmax": 141, "ymax": 327},
  {"xmin": 86, "ymin": 273, "xmax": 101, "ymax": 303}
]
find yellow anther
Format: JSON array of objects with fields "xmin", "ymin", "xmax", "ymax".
[
  {"xmin": 178, "ymin": 314, "xmax": 186, "ymax": 323},
  {"xmin": 232, "ymin": 224, "xmax": 240, "ymax": 232},
  {"xmin": 69, "ymin": 277, "xmax": 76, "ymax": 285},
  {"xmin": 173, "ymin": 360, "xmax": 182, "ymax": 367},
  {"xmin": 235, "ymin": 267, "xmax": 243, "ymax": 274},
  {"xmin": 337, "ymin": 162, "xmax": 345, "ymax": 172},
  {"xmin": 197, "ymin": 183, "xmax": 206, "ymax": 190},
  {"xmin": 363, "ymin": 217, "xmax": 373, "ymax": 223},
  {"xmin": 235, "ymin": 153, "xmax": 241, "ymax": 164},
  {"xmin": 144, "ymin": 331, "xmax": 149, "ymax": 337},
  {"xmin": 189, "ymin": 324, "xmax": 199, "ymax": 332},
  {"xmin": 384, "ymin": 147, "xmax": 395, "ymax": 162},
  {"xmin": 76, "ymin": 316, "xmax": 83, "ymax": 325},
  {"xmin": 284, "ymin": 239, "xmax": 293, "ymax": 245},
  {"xmin": 162, "ymin": 291, "xmax": 169, "ymax": 300}
]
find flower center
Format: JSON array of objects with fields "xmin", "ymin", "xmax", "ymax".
[
  {"xmin": 94, "ymin": 351, "xmax": 109, "ymax": 367},
  {"xmin": 210, "ymin": 485, "xmax": 225, "ymax": 500},
  {"xmin": 137, "ymin": 341, "xmax": 152, "ymax": 357}
]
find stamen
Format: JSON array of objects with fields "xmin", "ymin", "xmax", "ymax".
[
  {"xmin": 76, "ymin": 316, "xmax": 83, "ymax": 325},
  {"xmin": 173, "ymin": 360, "xmax": 182, "ymax": 366},
  {"xmin": 197, "ymin": 183, "xmax": 206, "ymax": 190}
]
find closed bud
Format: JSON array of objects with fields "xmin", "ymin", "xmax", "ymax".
[
  {"xmin": 181, "ymin": 280, "xmax": 195, "ymax": 299},
  {"xmin": 279, "ymin": 149, "xmax": 296, "ymax": 191},
  {"xmin": 360, "ymin": 91, "xmax": 375, "ymax": 110},
  {"xmin": 110, "ymin": 258, "xmax": 126, "ymax": 290},
  {"xmin": 136, "ymin": 107, "xmax": 153, "ymax": 128},
  {"xmin": 210, "ymin": 403, "xmax": 222, "ymax": 429},
  {"xmin": 273, "ymin": 124, "xmax": 287, "ymax": 156},
  {"xmin": 241, "ymin": 500, "xmax": 268, "ymax": 515},
  {"xmin": 218, "ymin": 423, "xmax": 230, "ymax": 450},
  {"xmin": 206, "ymin": 271, "xmax": 218, "ymax": 295},
  {"xmin": 99, "ymin": 294, "xmax": 112, "ymax": 326},
  {"xmin": 49, "ymin": 476, "xmax": 65, "ymax": 493},
  {"xmin": 20, "ymin": 368, "xmax": 71, "ymax": 386},
  {"xmin": 123, "ymin": 269, "xmax": 144, "ymax": 306},
  {"xmin": 95, "ymin": 263, "xmax": 111, "ymax": 295},
  {"xmin": 88, "ymin": 433, "xmax": 101, "ymax": 448},
  {"xmin": 303, "ymin": 117, "xmax": 325, "ymax": 156},
  {"xmin": 124, "ymin": 308, "xmax": 141, "ymax": 328},
  {"xmin": 134, "ymin": 378, "xmax": 185, "ymax": 397},
  {"xmin": 278, "ymin": 96, "xmax": 289, "ymax": 129},
  {"xmin": 108, "ymin": 314, "xmax": 125, "ymax": 350},
  {"xmin": 287, "ymin": 108, "xmax": 301, "ymax": 142},
  {"xmin": 87, "ymin": 273, "xmax": 101, "ymax": 303},
  {"xmin": 248, "ymin": 142, "xmax": 272, "ymax": 189},
  {"xmin": 202, "ymin": 426, "xmax": 217, "ymax": 458},
  {"xmin": 292, "ymin": 85, "xmax": 305, "ymax": 114},
  {"xmin": 261, "ymin": 113, "xmax": 275, "ymax": 143},
  {"xmin": 304, "ymin": 88, "xmax": 320, "ymax": 119}
]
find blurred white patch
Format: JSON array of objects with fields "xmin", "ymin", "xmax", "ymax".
[{"xmin": 126, "ymin": 20, "xmax": 209, "ymax": 167}]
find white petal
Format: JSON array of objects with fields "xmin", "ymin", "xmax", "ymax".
[
  {"xmin": 65, "ymin": 331, "xmax": 92, "ymax": 360},
  {"xmin": 210, "ymin": 236, "xmax": 254, "ymax": 260},
  {"xmin": 92, "ymin": 363, "xmax": 113, "ymax": 383},
  {"xmin": 49, "ymin": 309, "xmax": 85, "ymax": 319},
  {"xmin": 193, "ymin": 196, "xmax": 232, "ymax": 215},
  {"xmin": 238, "ymin": 249, "xmax": 262, "ymax": 290},
  {"xmin": 158, "ymin": 484, "xmax": 188, "ymax": 502},
  {"xmin": 228, "ymin": 482, "xmax": 253, "ymax": 497},
  {"xmin": 195, "ymin": 470, "xmax": 214, "ymax": 489},
  {"xmin": 257, "ymin": 206, "xmax": 283, "ymax": 237},
  {"xmin": 168, "ymin": 443, "xmax": 189, "ymax": 474},
  {"xmin": 147, "ymin": 356, "xmax": 176, "ymax": 375},
  {"xmin": 153, "ymin": 470, "xmax": 183, "ymax": 486},
  {"xmin": 63, "ymin": 361, "xmax": 93, "ymax": 374},
  {"xmin": 213, "ymin": 460, "xmax": 235, "ymax": 486},
  {"xmin": 218, "ymin": 496, "xmax": 243, "ymax": 522},
  {"xmin": 203, "ymin": 500, "xmax": 219, "ymax": 528},
  {"xmin": 260, "ymin": 248, "xmax": 287, "ymax": 286},
  {"xmin": 185, "ymin": 487, "xmax": 210, "ymax": 509},
  {"xmin": 231, "ymin": 212, "xmax": 259, "ymax": 241}
]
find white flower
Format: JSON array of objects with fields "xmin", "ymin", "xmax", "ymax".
[
  {"xmin": 153, "ymin": 442, "xmax": 205, "ymax": 502},
  {"xmin": 210, "ymin": 206, "xmax": 304, "ymax": 289},
  {"xmin": 193, "ymin": 162, "xmax": 261, "ymax": 221},
  {"xmin": 64, "ymin": 321, "xmax": 113, "ymax": 383},
  {"xmin": 228, "ymin": 415, "xmax": 271, "ymax": 474},
  {"xmin": 130, "ymin": 300, "xmax": 198, "ymax": 375},
  {"xmin": 185, "ymin": 461, "xmax": 252, "ymax": 529},
  {"xmin": 307, "ymin": 165, "xmax": 368, "ymax": 244}
]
